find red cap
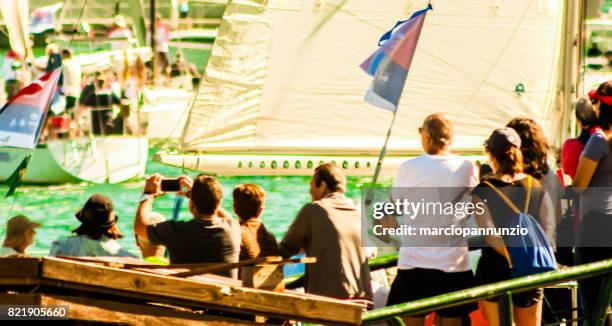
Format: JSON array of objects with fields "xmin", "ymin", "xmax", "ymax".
[{"xmin": 588, "ymin": 89, "xmax": 612, "ymax": 106}]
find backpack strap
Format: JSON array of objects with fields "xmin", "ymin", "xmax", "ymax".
[
  {"xmin": 482, "ymin": 180, "xmax": 521, "ymax": 214},
  {"xmin": 481, "ymin": 179, "xmax": 519, "ymax": 268},
  {"xmin": 524, "ymin": 176, "xmax": 532, "ymax": 213}
]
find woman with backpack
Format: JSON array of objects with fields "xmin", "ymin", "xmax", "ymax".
[
  {"xmin": 572, "ymin": 80, "xmax": 612, "ymax": 325},
  {"xmin": 507, "ymin": 117, "xmax": 563, "ymax": 230},
  {"xmin": 472, "ymin": 128, "xmax": 556, "ymax": 326}
]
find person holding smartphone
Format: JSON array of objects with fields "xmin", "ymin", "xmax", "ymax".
[{"xmin": 134, "ymin": 174, "xmax": 241, "ymax": 279}]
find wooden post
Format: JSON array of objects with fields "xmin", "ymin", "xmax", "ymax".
[
  {"xmin": 498, "ymin": 292, "xmax": 514, "ymax": 326},
  {"xmin": 150, "ymin": 0, "xmax": 157, "ymax": 84},
  {"xmin": 0, "ymin": 257, "xmax": 41, "ymax": 285},
  {"xmin": 241, "ymin": 264, "xmax": 284, "ymax": 292}
]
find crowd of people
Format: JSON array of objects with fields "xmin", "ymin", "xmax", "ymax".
[
  {"xmin": 2, "ymin": 80, "xmax": 611, "ymax": 325},
  {"xmin": 2, "ymin": 14, "xmax": 199, "ymax": 140}
]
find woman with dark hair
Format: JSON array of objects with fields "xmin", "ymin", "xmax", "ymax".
[
  {"xmin": 472, "ymin": 128, "xmax": 555, "ymax": 326},
  {"xmin": 507, "ymin": 117, "xmax": 563, "ymax": 228},
  {"xmin": 50, "ymin": 194, "xmax": 135, "ymax": 257},
  {"xmin": 572, "ymin": 80, "xmax": 612, "ymax": 325}
]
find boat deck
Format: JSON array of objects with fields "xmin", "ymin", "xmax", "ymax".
[{"xmin": 0, "ymin": 257, "xmax": 364, "ymax": 325}]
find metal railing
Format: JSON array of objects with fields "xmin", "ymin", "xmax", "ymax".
[{"xmin": 362, "ymin": 258, "xmax": 612, "ymax": 326}]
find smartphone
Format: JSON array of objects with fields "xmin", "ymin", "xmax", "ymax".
[{"xmin": 161, "ymin": 178, "xmax": 181, "ymax": 192}]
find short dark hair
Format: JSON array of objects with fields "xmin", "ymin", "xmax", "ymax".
[
  {"xmin": 506, "ymin": 117, "xmax": 549, "ymax": 179},
  {"xmin": 233, "ymin": 184, "xmax": 265, "ymax": 221},
  {"xmin": 190, "ymin": 174, "xmax": 223, "ymax": 215},
  {"xmin": 575, "ymin": 97, "xmax": 597, "ymax": 126},
  {"xmin": 421, "ymin": 113, "xmax": 453, "ymax": 152},
  {"xmin": 596, "ymin": 81, "xmax": 612, "ymax": 130},
  {"xmin": 313, "ymin": 163, "xmax": 346, "ymax": 193}
]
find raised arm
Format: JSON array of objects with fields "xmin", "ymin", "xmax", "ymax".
[{"xmin": 134, "ymin": 174, "xmax": 164, "ymax": 241}]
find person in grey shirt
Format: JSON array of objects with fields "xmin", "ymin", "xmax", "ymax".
[
  {"xmin": 279, "ymin": 163, "xmax": 373, "ymax": 302},
  {"xmin": 572, "ymin": 80, "xmax": 612, "ymax": 325}
]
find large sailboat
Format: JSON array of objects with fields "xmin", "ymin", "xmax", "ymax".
[{"xmin": 155, "ymin": 0, "xmax": 580, "ymax": 177}]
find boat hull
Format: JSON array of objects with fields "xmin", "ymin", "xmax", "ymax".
[
  {"xmin": 0, "ymin": 137, "xmax": 148, "ymax": 184},
  {"xmin": 155, "ymin": 152, "xmax": 485, "ymax": 177}
]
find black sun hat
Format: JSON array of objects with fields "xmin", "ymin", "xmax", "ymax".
[{"xmin": 75, "ymin": 194, "xmax": 118, "ymax": 229}]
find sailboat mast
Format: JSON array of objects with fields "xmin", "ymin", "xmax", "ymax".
[
  {"xmin": 150, "ymin": 0, "xmax": 156, "ymax": 83},
  {"xmin": 560, "ymin": 0, "xmax": 583, "ymax": 142}
]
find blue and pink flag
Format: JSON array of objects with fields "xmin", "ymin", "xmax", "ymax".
[
  {"xmin": 360, "ymin": 5, "xmax": 432, "ymax": 112},
  {"xmin": 0, "ymin": 68, "xmax": 62, "ymax": 149},
  {"xmin": 30, "ymin": 2, "xmax": 63, "ymax": 34}
]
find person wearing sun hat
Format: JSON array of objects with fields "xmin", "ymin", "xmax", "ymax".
[
  {"xmin": 0, "ymin": 215, "xmax": 41, "ymax": 257},
  {"xmin": 49, "ymin": 194, "xmax": 136, "ymax": 257}
]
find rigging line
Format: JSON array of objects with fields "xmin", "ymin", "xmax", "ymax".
[
  {"xmin": 68, "ymin": 0, "xmax": 89, "ymax": 49},
  {"xmin": 156, "ymin": 83, "xmax": 199, "ymax": 150},
  {"xmin": 157, "ymin": 30, "xmax": 201, "ymax": 150},
  {"xmin": 455, "ymin": 1, "xmax": 533, "ymax": 119}
]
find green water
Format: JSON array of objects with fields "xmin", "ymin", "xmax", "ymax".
[{"xmin": 0, "ymin": 148, "xmax": 385, "ymax": 257}]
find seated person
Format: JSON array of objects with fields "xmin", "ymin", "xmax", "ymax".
[
  {"xmin": 50, "ymin": 194, "xmax": 136, "ymax": 257},
  {"xmin": 1, "ymin": 215, "xmax": 40, "ymax": 257},
  {"xmin": 232, "ymin": 184, "xmax": 280, "ymax": 260},
  {"xmin": 280, "ymin": 163, "xmax": 373, "ymax": 302},
  {"xmin": 134, "ymin": 174, "xmax": 240, "ymax": 278},
  {"xmin": 135, "ymin": 212, "xmax": 168, "ymax": 265}
]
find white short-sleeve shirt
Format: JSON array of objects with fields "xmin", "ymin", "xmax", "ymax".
[{"xmin": 392, "ymin": 154, "xmax": 478, "ymax": 272}]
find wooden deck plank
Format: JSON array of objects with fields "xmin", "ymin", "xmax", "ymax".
[
  {"xmin": 172, "ymin": 257, "xmax": 282, "ymax": 277},
  {"xmin": 0, "ymin": 258, "xmax": 41, "ymax": 285},
  {"xmin": 41, "ymin": 257, "xmax": 362, "ymax": 325},
  {"xmin": 0, "ymin": 293, "xmax": 258, "ymax": 325}
]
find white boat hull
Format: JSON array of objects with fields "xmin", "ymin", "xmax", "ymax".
[
  {"xmin": 155, "ymin": 153, "xmax": 485, "ymax": 177},
  {"xmin": 0, "ymin": 137, "xmax": 148, "ymax": 184}
]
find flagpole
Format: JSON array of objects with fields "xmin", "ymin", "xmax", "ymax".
[
  {"xmin": 365, "ymin": 109, "xmax": 399, "ymax": 206},
  {"xmin": 361, "ymin": 4, "xmax": 432, "ymax": 206}
]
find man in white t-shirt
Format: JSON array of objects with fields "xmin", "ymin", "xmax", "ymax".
[{"xmin": 384, "ymin": 113, "xmax": 478, "ymax": 326}]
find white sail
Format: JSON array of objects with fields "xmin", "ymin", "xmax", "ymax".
[{"xmin": 178, "ymin": 0, "xmax": 565, "ymax": 157}]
